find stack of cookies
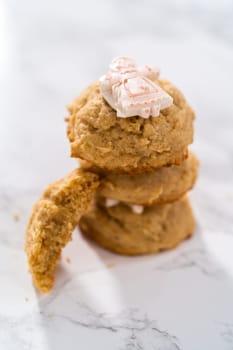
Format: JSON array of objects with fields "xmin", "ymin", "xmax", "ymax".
[
  {"xmin": 25, "ymin": 56, "xmax": 199, "ymax": 292},
  {"xmin": 67, "ymin": 57, "xmax": 198, "ymax": 255}
]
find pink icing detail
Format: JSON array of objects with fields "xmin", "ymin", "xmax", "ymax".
[{"xmin": 99, "ymin": 56, "xmax": 173, "ymax": 118}]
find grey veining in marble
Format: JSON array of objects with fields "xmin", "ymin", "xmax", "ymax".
[{"xmin": 1, "ymin": 0, "xmax": 233, "ymax": 349}]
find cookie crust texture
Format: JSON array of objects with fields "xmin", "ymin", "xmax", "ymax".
[
  {"xmin": 25, "ymin": 169, "xmax": 99, "ymax": 293},
  {"xmin": 79, "ymin": 196, "xmax": 195, "ymax": 255},
  {"xmin": 82, "ymin": 153, "xmax": 198, "ymax": 206},
  {"xmin": 67, "ymin": 80, "xmax": 195, "ymax": 173}
]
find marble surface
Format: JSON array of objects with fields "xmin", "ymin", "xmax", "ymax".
[{"xmin": 1, "ymin": 0, "xmax": 233, "ymax": 349}]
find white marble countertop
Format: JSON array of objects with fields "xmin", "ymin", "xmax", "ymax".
[{"xmin": 1, "ymin": 1, "xmax": 233, "ymax": 349}]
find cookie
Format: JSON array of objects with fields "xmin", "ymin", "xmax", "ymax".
[
  {"xmin": 79, "ymin": 196, "xmax": 195, "ymax": 255},
  {"xmin": 67, "ymin": 80, "xmax": 194, "ymax": 173},
  {"xmin": 81, "ymin": 153, "xmax": 198, "ymax": 205},
  {"xmin": 25, "ymin": 169, "xmax": 99, "ymax": 293}
]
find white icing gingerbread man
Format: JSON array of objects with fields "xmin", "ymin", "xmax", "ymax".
[{"xmin": 99, "ymin": 56, "xmax": 173, "ymax": 118}]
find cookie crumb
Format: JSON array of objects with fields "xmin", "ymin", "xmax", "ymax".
[
  {"xmin": 13, "ymin": 212, "xmax": 20, "ymax": 221},
  {"xmin": 66, "ymin": 257, "xmax": 71, "ymax": 264},
  {"xmin": 107, "ymin": 263, "xmax": 114, "ymax": 269},
  {"xmin": 64, "ymin": 117, "xmax": 69, "ymax": 122}
]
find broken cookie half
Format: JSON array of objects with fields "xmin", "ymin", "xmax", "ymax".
[{"xmin": 25, "ymin": 169, "xmax": 99, "ymax": 293}]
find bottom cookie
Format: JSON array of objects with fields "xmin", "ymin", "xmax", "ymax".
[{"xmin": 79, "ymin": 196, "xmax": 195, "ymax": 255}]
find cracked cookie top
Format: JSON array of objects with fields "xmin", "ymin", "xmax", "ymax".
[{"xmin": 67, "ymin": 80, "xmax": 195, "ymax": 173}]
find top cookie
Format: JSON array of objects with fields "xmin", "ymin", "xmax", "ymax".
[{"xmin": 67, "ymin": 80, "xmax": 194, "ymax": 173}]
